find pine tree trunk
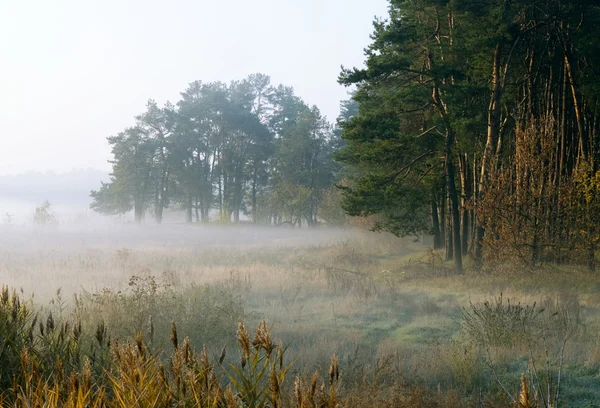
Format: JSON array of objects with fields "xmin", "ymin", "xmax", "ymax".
[
  {"xmin": 459, "ymin": 154, "xmax": 470, "ymax": 256},
  {"xmin": 431, "ymin": 199, "xmax": 442, "ymax": 249},
  {"xmin": 185, "ymin": 194, "xmax": 193, "ymax": 224},
  {"xmin": 252, "ymin": 164, "xmax": 258, "ymax": 223},
  {"xmin": 475, "ymin": 42, "xmax": 504, "ymax": 266},
  {"xmin": 447, "ymin": 158, "xmax": 463, "ymax": 272},
  {"xmin": 446, "ymin": 207, "xmax": 453, "ymax": 262},
  {"xmin": 134, "ymin": 203, "xmax": 143, "ymax": 224},
  {"xmin": 195, "ymin": 197, "xmax": 200, "ymax": 223},
  {"xmin": 440, "ymin": 187, "xmax": 446, "ymax": 253}
]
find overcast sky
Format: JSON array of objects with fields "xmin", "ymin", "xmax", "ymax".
[{"xmin": 0, "ymin": 0, "xmax": 388, "ymax": 175}]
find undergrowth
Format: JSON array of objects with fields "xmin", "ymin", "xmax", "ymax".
[
  {"xmin": 2, "ymin": 232, "xmax": 600, "ymax": 407},
  {"xmin": 2, "ymin": 283, "xmax": 585, "ymax": 407},
  {"xmin": 0, "ymin": 285, "xmax": 473, "ymax": 407}
]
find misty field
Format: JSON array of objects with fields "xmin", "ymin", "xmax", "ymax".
[{"xmin": 1, "ymin": 225, "xmax": 600, "ymax": 406}]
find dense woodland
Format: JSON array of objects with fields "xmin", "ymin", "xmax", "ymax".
[
  {"xmin": 338, "ymin": 0, "xmax": 600, "ymax": 272},
  {"xmin": 94, "ymin": 0, "xmax": 600, "ymax": 272}
]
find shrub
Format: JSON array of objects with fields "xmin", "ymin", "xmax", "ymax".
[
  {"xmin": 460, "ymin": 293, "xmax": 543, "ymax": 348},
  {"xmin": 33, "ymin": 200, "xmax": 57, "ymax": 226},
  {"xmin": 73, "ymin": 274, "xmax": 245, "ymax": 349}
]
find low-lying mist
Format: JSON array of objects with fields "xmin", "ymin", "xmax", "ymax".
[
  {"xmin": 2, "ymin": 222, "xmax": 600, "ymax": 405},
  {"xmin": 0, "ymin": 224, "xmax": 360, "ymax": 300},
  {"xmin": 1, "ymin": 223, "xmax": 424, "ymax": 375}
]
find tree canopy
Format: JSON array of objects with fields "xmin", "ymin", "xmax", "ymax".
[
  {"xmin": 91, "ymin": 74, "xmax": 340, "ymax": 227},
  {"xmin": 338, "ymin": 0, "xmax": 600, "ymax": 272},
  {"xmin": 92, "ymin": 1, "xmax": 600, "ymax": 272}
]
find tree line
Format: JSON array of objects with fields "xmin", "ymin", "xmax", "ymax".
[
  {"xmin": 91, "ymin": 74, "xmax": 343, "ymax": 227},
  {"xmin": 337, "ymin": 0, "xmax": 600, "ymax": 271},
  {"xmin": 93, "ymin": 0, "xmax": 600, "ymax": 272}
]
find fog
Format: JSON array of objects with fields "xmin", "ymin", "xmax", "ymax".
[
  {"xmin": 0, "ymin": 222, "xmax": 361, "ymax": 300},
  {"xmin": 1, "ymin": 223, "xmax": 355, "ymax": 252},
  {"xmin": 3, "ymin": 0, "xmax": 599, "ymax": 405},
  {"xmin": 0, "ymin": 219, "xmax": 418, "ymax": 375},
  {"xmin": 0, "ymin": 0, "xmax": 388, "ymax": 176},
  {"xmin": 0, "ymin": 0, "xmax": 399, "ymax": 367}
]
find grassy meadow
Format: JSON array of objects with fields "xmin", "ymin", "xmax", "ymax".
[{"xmin": 1, "ymin": 224, "xmax": 599, "ymax": 406}]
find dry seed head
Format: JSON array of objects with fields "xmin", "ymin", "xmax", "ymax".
[
  {"xmin": 254, "ymin": 320, "xmax": 274, "ymax": 356},
  {"xmin": 11, "ymin": 293, "xmax": 20, "ymax": 321},
  {"xmin": 82, "ymin": 360, "xmax": 92, "ymax": 392},
  {"xmin": 46, "ymin": 313, "xmax": 54, "ymax": 332},
  {"xmin": 20, "ymin": 348, "xmax": 31, "ymax": 381},
  {"xmin": 269, "ymin": 365, "xmax": 280, "ymax": 407},
  {"xmin": 30, "ymin": 314, "xmax": 38, "ymax": 334},
  {"xmin": 277, "ymin": 342, "xmax": 284, "ymax": 370},
  {"xmin": 329, "ymin": 354, "xmax": 339, "ymax": 385},
  {"xmin": 69, "ymin": 372, "xmax": 79, "ymax": 394},
  {"xmin": 519, "ymin": 373, "xmax": 531, "ymax": 408},
  {"xmin": 95, "ymin": 321, "xmax": 106, "ymax": 346},
  {"xmin": 201, "ymin": 345, "xmax": 211, "ymax": 373},
  {"xmin": 1, "ymin": 286, "xmax": 8, "ymax": 305},
  {"xmin": 225, "ymin": 385, "xmax": 236, "ymax": 407},
  {"xmin": 136, "ymin": 332, "xmax": 145, "ymax": 358},
  {"xmin": 294, "ymin": 376, "xmax": 303, "ymax": 407},
  {"xmin": 171, "ymin": 321, "xmax": 178, "ymax": 350},
  {"xmin": 310, "ymin": 371, "xmax": 319, "ymax": 400},
  {"xmin": 182, "ymin": 337, "xmax": 190, "ymax": 365},
  {"xmin": 253, "ymin": 323, "xmax": 262, "ymax": 350},
  {"xmin": 237, "ymin": 321, "xmax": 251, "ymax": 358},
  {"xmin": 149, "ymin": 315, "xmax": 154, "ymax": 344}
]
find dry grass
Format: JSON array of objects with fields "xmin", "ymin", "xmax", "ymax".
[
  {"xmin": 0, "ymin": 289, "xmax": 471, "ymax": 407},
  {"xmin": 2, "ymin": 225, "xmax": 600, "ymax": 406}
]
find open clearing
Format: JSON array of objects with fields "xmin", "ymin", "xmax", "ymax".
[{"xmin": 2, "ymin": 225, "xmax": 600, "ymax": 406}]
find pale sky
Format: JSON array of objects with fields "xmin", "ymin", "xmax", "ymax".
[{"xmin": 0, "ymin": 0, "xmax": 388, "ymax": 175}]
